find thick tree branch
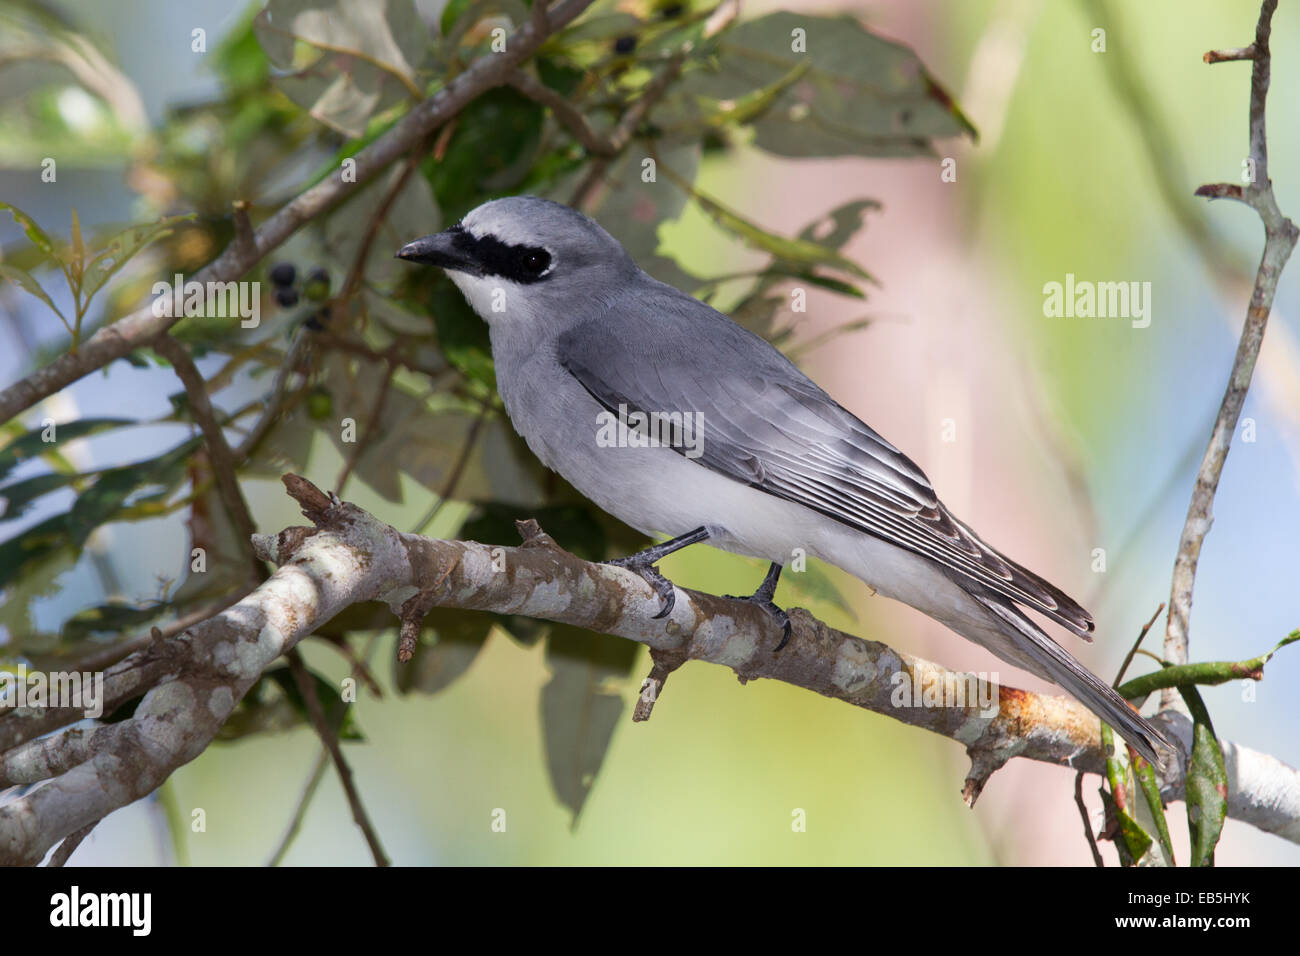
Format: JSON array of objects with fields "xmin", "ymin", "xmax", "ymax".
[
  {"xmin": 0, "ymin": 0, "xmax": 596, "ymax": 426},
  {"xmin": 2, "ymin": 474, "xmax": 1296, "ymax": 864}
]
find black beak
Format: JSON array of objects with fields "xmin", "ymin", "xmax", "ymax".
[{"xmin": 394, "ymin": 228, "xmax": 482, "ymax": 274}]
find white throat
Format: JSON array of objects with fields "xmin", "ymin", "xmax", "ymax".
[{"xmin": 447, "ymin": 270, "xmax": 529, "ymax": 326}]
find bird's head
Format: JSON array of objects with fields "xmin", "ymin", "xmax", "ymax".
[{"xmin": 396, "ymin": 195, "xmax": 635, "ymax": 326}]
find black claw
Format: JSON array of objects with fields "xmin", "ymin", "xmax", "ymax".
[
  {"xmin": 774, "ymin": 615, "xmax": 793, "ymax": 652},
  {"xmin": 607, "ymin": 555, "xmax": 679, "ymax": 619},
  {"xmin": 726, "ymin": 562, "xmax": 793, "ymax": 652},
  {"xmin": 604, "ymin": 528, "xmax": 709, "ymax": 621}
]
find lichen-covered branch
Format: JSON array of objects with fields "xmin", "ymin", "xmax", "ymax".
[{"xmin": 2, "ymin": 474, "xmax": 1297, "ymax": 864}]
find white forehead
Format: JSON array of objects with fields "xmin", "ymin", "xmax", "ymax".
[{"xmin": 460, "ymin": 197, "xmax": 587, "ymax": 248}]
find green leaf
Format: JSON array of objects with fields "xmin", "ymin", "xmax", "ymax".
[
  {"xmin": 558, "ymin": 141, "xmax": 702, "ymax": 289},
  {"xmin": 0, "ymin": 263, "xmax": 66, "ymax": 325},
  {"xmin": 1100, "ymin": 721, "xmax": 1154, "ymax": 865},
  {"xmin": 0, "ymin": 513, "xmax": 70, "ymax": 594},
  {"xmin": 80, "ymin": 215, "xmax": 194, "ymax": 302},
  {"xmin": 1115, "ymin": 629, "xmax": 1300, "ymax": 700},
  {"xmin": 765, "ymin": 268, "xmax": 866, "ymax": 299},
  {"xmin": 212, "ymin": 9, "xmax": 272, "ymax": 92},
  {"xmin": 423, "ymin": 87, "xmax": 545, "ymax": 221},
  {"xmin": 694, "ymin": 12, "xmax": 976, "ymax": 158},
  {"xmin": 439, "ymin": 0, "xmax": 476, "ymax": 37},
  {"xmin": 393, "ymin": 608, "xmax": 491, "ymax": 695},
  {"xmin": 659, "ymin": 161, "xmax": 872, "ymax": 280},
  {"xmin": 0, "ymin": 471, "xmax": 79, "ymax": 521},
  {"xmin": 439, "ymin": 0, "xmax": 527, "ymax": 49},
  {"xmin": 0, "ymin": 201, "xmax": 59, "ymax": 259},
  {"xmin": 65, "ymin": 437, "xmax": 200, "ymax": 549},
  {"xmin": 253, "ymin": 0, "xmax": 428, "ymax": 136},
  {"xmin": 0, "ymin": 537, "xmax": 77, "ymax": 654},
  {"xmin": 0, "ymin": 417, "xmax": 134, "ymax": 484},
  {"xmin": 797, "ymin": 198, "xmax": 881, "ymax": 250},
  {"xmin": 60, "ymin": 600, "xmax": 168, "ymax": 644},
  {"xmin": 1134, "ymin": 754, "xmax": 1174, "ymax": 865},
  {"xmin": 1180, "ymin": 683, "xmax": 1228, "ymax": 867},
  {"xmin": 661, "ymin": 60, "xmax": 810, "ymax": 136},
  {"xmin": 540, "ymin": 624, "xmax": 639, "ymax": 823},
  {"xmin": 327, "ymin": 165, "xmax": 441, "ymax": 291}
]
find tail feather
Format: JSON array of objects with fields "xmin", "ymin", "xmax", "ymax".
[{"xmin": 973, "ymin": 595, "xmax": 1172, "ymax": 765}]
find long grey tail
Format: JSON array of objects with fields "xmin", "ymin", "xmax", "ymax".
[{"xmin": 974, "ymin": 595, "xmax": 1172, "ymax": 765}]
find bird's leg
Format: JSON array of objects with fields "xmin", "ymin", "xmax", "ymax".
[
  {"xmin": 726, "ymin": 562, "xmax": 793, "ymax": 651},
  {"xmin": 605, "ymin": 527, "xmax": 710, "ymax": 619}
]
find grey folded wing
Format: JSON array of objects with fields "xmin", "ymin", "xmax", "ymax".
[{"xmin": 556, "ymin": 300, "xmax": 1094, "ymax": 638}]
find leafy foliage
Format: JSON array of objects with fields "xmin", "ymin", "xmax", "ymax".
[{"xmin": 0, "ymin": 0, "xmax": 985, "ymax": 831}]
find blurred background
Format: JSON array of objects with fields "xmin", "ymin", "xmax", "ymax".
[{"xmin": 1, "ymin": 0, "xmax": 1297, "ymax": 864}]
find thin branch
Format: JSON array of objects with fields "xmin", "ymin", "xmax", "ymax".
[
  {"xmin": 410, "ymin": 401, "xmax": 491, "ymax": 534},
  {"xmin": 1164, "ymin": 0, "xmax": 1299, "ymax": 704},
  {"xmin": 153, "ymin": 333, "xmax": 264, "ymax": 583},
  {"xmin": 339, "ymin": 146, "xmax": 428, "ymax": 304},
  {"xmin": 286, "ymin": 649, "xmax": 389, "ymax": 867},
  {"xmin": 334, "ymin": 356, "xmax": 396, "ymax": 495},
  {"xmin": 570, "ymin": 52, "xmax": 688, "ymax": 209},
  {"xmin": 508, "ymin": 69, "xmax": 615, "ymax": 156},
  {"xmin": 1074, "ymin": 772, "xmax": 1105, "ymax": 867},
  {"xmin": 0, "ymin": 0, "xmax": 597, "ymax": 426},
  {"xmin": 46, "ymin": 820, "xmax": 97, "ymax": 867},
  {"xmin": 1113, "ymin": 602, "xmax": 1165, "ymax": 686},
  {"xmin": 267, "ymin": 751, "xmax": 329, "ymax": 867},
  {"xmin": 1204, "ymin": 44, "xmax": 1256, "ymax": 64}
]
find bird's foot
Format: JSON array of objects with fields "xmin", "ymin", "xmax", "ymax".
[
  {"xmin": 606, "ymin": 553, "xmax": 680, "ymax": 619},
  {"xmin": 603, "ymin": 527, "xmax": 711, "ymax": 621},
  {"xmin": 725, "ymin": 562, "xmax": 793, "ymax": 651}
]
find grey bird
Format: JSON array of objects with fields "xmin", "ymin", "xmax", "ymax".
[{"xmin": 397, "ymin": 195, "xmax": 1170, "ymax": 764}]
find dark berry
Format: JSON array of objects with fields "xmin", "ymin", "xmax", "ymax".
[
  {"xmin": 614, "ymin": 35, "xmax": 636, "ymax": 55},
  {"xmin": 275, "ymin": 287, "xmax": 299, "ymax": 308},
  {"xmin": 303, "ymin": 309, "xmax": 329, "ymax": 331},
  {"xmin": 269, "ymin": 262, "xmax": 296, "ymax": 287}
]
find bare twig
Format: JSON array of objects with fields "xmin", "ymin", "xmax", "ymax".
[
  {"xmin": 286, "ymin": 649, "xmax": 389, "ymax": 867},
  {"xmin": 570, "ymin": 53, "xmax": 688, "ymax": 209},
  {"xmin": 1074, "ymin": 772, "xmax": 1105, "ymax": 867},
  {"xmin": 410, "ymin": 401, "xmax": 491, "ymax": 534},
  {"xmin": 632, "ymin": 645, "xmax": 687, "ymax": 722},
  {"xmin": 46, "ymin": 821, "xmax": 98, "ymax": 867},
  {"xmin": 267, "ymin": 752, "xmax": 329, "ymax": 867},
  {"xmin": 1204, "ymin": 44, "xmax": 1256, "ymax": 64},
  {"xmin": 339, "ymin": 145, "xmax": 428, "ymax": 304},
  {"xmin": 508, "ymin": 69, "xmax": 615, "ymax": 156},
  {"xmin": 154, "ymin": 333, "xmax": 263, "ymax": 583},
  {"xmin": 1164, "ymin": 0, "xmax": 1299, "ymax": 704},
  {"xmin": 1113, "ymin": 603, "xmax": 1166, "ymax": 686},
  {"xmin": 334, "ymin": 356, "xmax": 396, "ymax": 495}
]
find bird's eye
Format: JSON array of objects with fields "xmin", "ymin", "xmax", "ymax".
[{"xmin": 520, "ymin": 249, "xmax": 550, "ymax": 276}]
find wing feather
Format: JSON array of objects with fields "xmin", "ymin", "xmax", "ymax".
[{"xmin": 557, "ymin": 292, "xmax": 1094, "ymax": 637}]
